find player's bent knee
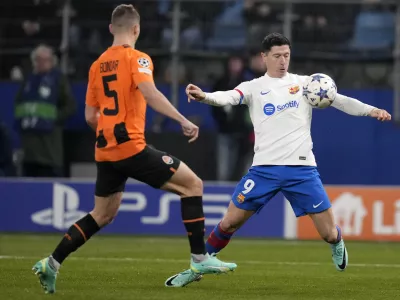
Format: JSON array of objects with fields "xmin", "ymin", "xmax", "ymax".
[
  {"xmin": 90, "ymin": 212, "xmax": 116, "ymax": 227},
  {"xmin": 91, "ymin": 194, "xmax": 122, "ymax": 227},
  {"xmin": 162, "ymin": 162, "xmax": 203, "ymax": 197},
  {"xmin": 184, "ymin": 174, "xmax": 203, "ymax": 197},
  {"xmin": 90, "ymin": 210, "xmax": 118, "ymax": 227}
]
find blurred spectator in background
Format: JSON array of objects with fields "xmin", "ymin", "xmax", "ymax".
[
  {"xmin": 244, "ymin": 0, "xmax": 283, "ymax": 50},
  {"xmin": 0, "ymin": 119, "xmax": 16, "ymax": 177},
  {"xmin": 350, "ymin": 0, "xmax": 395, "ymax": 50},
  {"xmin": 14, "ymin": 44, "xmax": 76, "ymax": 177},
  {"xmin": 212, "ymin": 56, "xmax": 253, "ymax": 181},
  {"xmin": 291, "ymin": 3, "xmax": 331, "ymax": 50},
  {"xmin": 245, "ymin": 52, "xmax": 267, "ymax": 78},
  {"xmin": 2, "ymin": 0, "xmax": 62, "ymax": 80},
  {"xmin": 160, "ymin": 0, "xmax": 225, "ymax": 50}
]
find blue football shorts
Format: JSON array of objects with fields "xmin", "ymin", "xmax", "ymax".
[{"xmin": 232, "ymin": 165, "xmax": 331, "ymax": 217}]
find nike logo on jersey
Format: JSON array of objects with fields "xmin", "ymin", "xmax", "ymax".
[
  {"xmin": 313, "ymin": 201, "xmax": 324, "ymax": 208},
  {"xmin": 260, "ymin": 90, "xmax": 271, "ymax": 95}
]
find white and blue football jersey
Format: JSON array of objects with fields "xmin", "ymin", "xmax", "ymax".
[{"xmin": 203, "ymin": 72, "xmax": 375, "ymax": 167}]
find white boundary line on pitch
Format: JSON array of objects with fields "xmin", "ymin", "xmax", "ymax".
[
  {"xmin": 6, "ymin": 235, "xmax": 399, "ymax": 247},
  {"xmin": 0, "ymin": 255, "xmax": 399, "ymax": 268}
]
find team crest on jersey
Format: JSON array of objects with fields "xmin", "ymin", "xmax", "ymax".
[
  {"xmin": 162, "ymin": 155, "xmax": 174, "ymax": 165},
  {"xmin": 289, "ymin": 85, "xmax": 300, "ymax": 95},
  {"xmin": 237, "ymin": 193, "xmax": 245, "ymax": 203},
  {"xmin": 138, "ymin": 57, "xmax": 150, "ymax": 68}
]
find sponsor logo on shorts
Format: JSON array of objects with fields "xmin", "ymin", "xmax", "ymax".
[
  {"xmin": 237, "ymin": 193, "xmax": 245, "ymax": 203},
  {"xmin": 162, "ymin": 155, "xmax": 174, "ymax": 165}
]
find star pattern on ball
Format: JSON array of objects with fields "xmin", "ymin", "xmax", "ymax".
[
  {"xmin": 311, "ymin": 74, "xmax": 325, "ymax": 82},
  {"xmin": 302, "ymin": 88, "xmax": 312, "ymax": 98},
  {"xmin": 316, "ymin": 87, "xmax": 329, "ymax": 99}
]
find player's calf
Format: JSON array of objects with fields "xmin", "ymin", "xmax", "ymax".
[
  {"xmin": 50, "ymin": 213, "xmax": 101, "ymax": 267},
  {"xmin": 47, "ymin": 193, "xmax": 121, "ymax": 270},
  {"xmin": 205, "ymin": 217, "xmax": 242, "ymax": 255},
  {"xmin": 206, "ymin": 222, "xmax": 235, "ymax": 255},
  {"xmin": 309, "ymin": 210, "xmax": 348, "ymax": 271},
  {"xmin": 206, "ymin": 201, "xmax": 253, "ymax": 255},
  {"xmin": 161, "ymin": 163, "xmax": 207, "ymax": 260},
  {"xmin": 320, "ymin": 226, "xmax": 340, "ymax": 244},
  {"xmin": 181, "ymin": 195, "xmax": 207, "ymax": 258}
]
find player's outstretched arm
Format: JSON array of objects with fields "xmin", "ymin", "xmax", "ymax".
[
  {"xmin": 139, "ymin": 81, "xmax": 187, "ymax": 123},
  {"xmin": 331, "ymin": 93, "xmax": 391, "ymax": 121},
  {"xmin": 138, "ymin": 81, "xmax": 199, "ymax": 142},
  {"xmin": 186, "ymin": 84, "xmax": 244, "ymax": 106}
]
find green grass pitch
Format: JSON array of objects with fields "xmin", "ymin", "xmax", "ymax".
[{"xmin": 1, "ymin": 234, "xmax": 400, "ymax": 299}]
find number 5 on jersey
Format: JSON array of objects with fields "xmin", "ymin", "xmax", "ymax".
[{"xmin": 102, "ymin": 74, "xmax": 119, "ymax": 116}]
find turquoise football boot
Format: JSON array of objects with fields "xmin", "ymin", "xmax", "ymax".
[
  {"xmin": 165, "ymin": 269, "xmax": 203, "ymax": 287},
  {"xmin": 32, "ymin": 257, "xmax": 58, "ymax": 294},
  {"xmin": 165, "ymin": 253, "xmax": 237, "ymax": 287},
  {"xmin": 331, "ymin": 239, "xmax": 348, "ymax": 271}
]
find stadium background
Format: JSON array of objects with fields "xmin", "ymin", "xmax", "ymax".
[{"xmin": 1, "ymin": 0, "xmax": 400, "ymax": 275}]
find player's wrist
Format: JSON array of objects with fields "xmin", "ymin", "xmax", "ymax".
[
  {"xmin": 368, "ymin": 107, "xmax": 378, "ymax": 117},
  {"xmin": 177, "ymin": 115, "xmax": 188, "ymax": 125}
]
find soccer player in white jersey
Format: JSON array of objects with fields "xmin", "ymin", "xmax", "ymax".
[{"xmin": 165, "ymin": 33, "xmax": 391, "ymax": 287}]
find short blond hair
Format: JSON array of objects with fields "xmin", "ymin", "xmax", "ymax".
[
  {"xmin": 30, "ymin": 44, "xmax": 57, "ymax": 66},
  {"xmin": 111, "ymin": 4, "xmax": 140, "ymax": 31}
]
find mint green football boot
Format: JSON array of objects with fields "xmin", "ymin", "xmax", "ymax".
[
  {"xmin": 165, "ymin": 269, "xmax": 203, "ymax": 287},
  {"xmin": 331, "ymin": 239, "xmax": 348, "ymax": 271},
  {"xmin": 32, "ymin": 257, "xmax": 58, "ymax": 294},
  {"xmin": 165, "ymin": 254, "xmax": 237, "ymax": 287}
]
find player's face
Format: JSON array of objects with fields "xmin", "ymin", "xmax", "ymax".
[{"xmin": 262, "ymin": 45, "xmax": 291, "ymax": 78}]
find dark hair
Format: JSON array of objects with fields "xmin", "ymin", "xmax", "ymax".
[
  {"xmin": 261, "ymin": 33, "xmax": 291, "ymax": 53},
  {"xmin": 111, "ymin": 4, "xmax": 140, "ymax": 28}
]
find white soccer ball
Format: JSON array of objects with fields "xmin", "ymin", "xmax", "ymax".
[{"xmin": 302, "ymin": 73, "xmax": 337, "ymax": 109}]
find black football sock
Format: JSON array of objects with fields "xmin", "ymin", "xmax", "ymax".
[
  {"xmin": 181, "ymin": 196, "xmax": 207, "ymax": 259},
  {"xmin": 51, "ymin": 214, "xmax": 100, "ymax": 266}
]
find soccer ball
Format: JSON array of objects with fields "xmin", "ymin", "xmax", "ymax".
[{"xmin": 302, "ymin": 73, "xmax": 337, "ymax": 109}]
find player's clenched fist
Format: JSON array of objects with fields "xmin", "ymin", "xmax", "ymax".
[{"xmin": 186, "ymin": 84, "xmax": 206, "ymax": 102}]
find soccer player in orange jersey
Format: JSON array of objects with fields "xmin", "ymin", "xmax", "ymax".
[{"xmin": 32, "ymin": 4, "xmax": 236, "ymax": 294}]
